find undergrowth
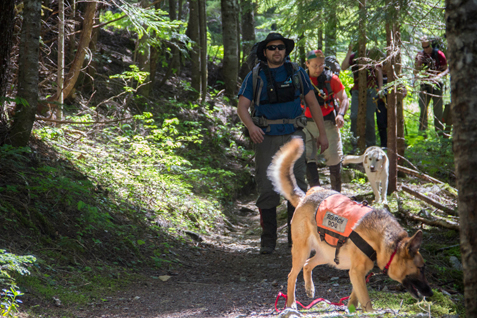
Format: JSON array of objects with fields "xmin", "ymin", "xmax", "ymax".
[{"xmin": 0, "ymin": 96, "xmax": 254, "ymax": 315}]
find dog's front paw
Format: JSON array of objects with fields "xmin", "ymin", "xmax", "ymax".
[
  {"xmin": 305, "ymin": 286, "xmax": 315, "ymax": 298},
  {"xmin": 279, "ymin": 308, "xmax": 303, "ymax": 318}
]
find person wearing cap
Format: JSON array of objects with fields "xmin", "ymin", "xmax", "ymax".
[
  {"xmin": 341, "ymin": 45, "xmax": 383, "ymax": 150},
  {"xmin": 304, "ymin": 49, "xmax": 349, "ymax": 192},
  {"xmin": 413, "ymin": 36, "xmax": 448, "ymax": 133},
  {"xmin": 237, "ymin": 32, "xmax": 329, "ymax": 254}
]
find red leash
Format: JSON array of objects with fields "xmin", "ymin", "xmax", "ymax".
[{"xmin": 275, "ymin": 272, "xmax": 374, "ymax": 313}]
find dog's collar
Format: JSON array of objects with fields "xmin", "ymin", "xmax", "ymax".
[{"xmin": 382, "ymin": 246, "xmax": 398, "ymax": 275}]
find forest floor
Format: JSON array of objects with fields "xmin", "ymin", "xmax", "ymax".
[{"xmin": 18, "ymin": 175, "xmax": 463, "ymax": 318}]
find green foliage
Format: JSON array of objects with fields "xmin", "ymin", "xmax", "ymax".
[
  {"xmin": 0, "ymin": 250, "xmax": 36, "ymax": 288},
  {"xmin": 368, "ymin": 289, "xmax": 464, "ymax": 317},
  {"xmin": 0, "ymin": 288, "xmax": 23, "ymax": 318},
  {"xmin": 110, "ymin": 65, "xmax": 150, "ymax": 92},
  {"xmin": 0, "ymin": 250, "xmax": 35, "ymax": 317}
]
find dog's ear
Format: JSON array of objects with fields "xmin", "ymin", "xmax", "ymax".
[{"xmin": 407, "ymin": 230, "xmax": 423, "ymax": 257}]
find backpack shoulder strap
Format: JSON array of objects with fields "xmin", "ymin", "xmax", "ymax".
[
  {"xmin": 251, "ymin": 62, "xmax": 264, "ymax": 113},
  {"xmin": 290, "ymin": 62, "xmax": 306, "ymax": 114}
]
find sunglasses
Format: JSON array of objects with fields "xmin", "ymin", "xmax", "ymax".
[
  {"xmin": 422, "ymin": 45, "xmax": 430, "ymax": 49},
  {"xmin": 266, "ymin": 44, "xmax": 286, "ymax": 51}
]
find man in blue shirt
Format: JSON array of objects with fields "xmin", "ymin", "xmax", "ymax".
[{"xmin": 237, "ymin": 33, "xmax": 329, "ymax": 254}]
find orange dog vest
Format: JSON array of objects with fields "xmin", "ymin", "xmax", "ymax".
[{"xmin": 315, "ymin": 194, "xmax": 373, "ymax": 264}]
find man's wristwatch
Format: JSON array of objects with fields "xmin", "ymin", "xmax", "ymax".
[{"xmin": 338, "ymin": 112, "xmax": 345, "ymax": 116}]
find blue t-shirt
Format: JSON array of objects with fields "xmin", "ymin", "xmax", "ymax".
[{"xmin": 238, "ymin": 63, "xmax": 313, "ymax": 135}]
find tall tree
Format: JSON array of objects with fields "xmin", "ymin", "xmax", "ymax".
[
  {"xmin": 198, "ymin": 0, "xmax": 208, "ymax": 101},
  {"xmin": 446, "ymin": 0, "xmax": 477, "ymax": 315},
  {"xmin": 57, "ymin": 0, "xmax": 65, "ymax": 121},
  {"xmin": 221, "ymin": 0, "xmax": 239, "ymax": 99},
  {"xmin": 47, "ymin": 1, "xmax": 96, "ymax": 102},
  {"xmin": 187, "ymin": 0, "xmax": 200, "ymax": 99},
  {"xmin": 0, "ymin": 0, "xmax": 15, "ymax": 104},
  {"xmin": 238, "ymin": 0, "xmax": 255, "ymax": 80},
  {"xmin": 137, "ymin": 0, "xmax": 151, "ymax": 99},
  {"xmin": 356, "ymin": 0, "xmax": 367, "ymax": 152},
  {"xmin": 8, "ymin": 0, "xmax": 41, "ymax": 147},
  {"xmin": 385, "ymin": 22, "xmax": 399, "ymax": 194},
  {"xmin": 324, "ymin": 10, "xmax": 337, "ymax": 56}
]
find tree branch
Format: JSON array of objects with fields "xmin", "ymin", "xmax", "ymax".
[{"xmin": 401, "ymin": 185, "xmax": 458, "ymax": 216}]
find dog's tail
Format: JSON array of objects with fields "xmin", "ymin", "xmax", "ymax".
[
  {"xmin": 267, "ymin": 137, "xmax": 306, "ymax": 208},
  {"xmin": 342, "ymin": 154, "xmax": 365, "ymax": 165}
]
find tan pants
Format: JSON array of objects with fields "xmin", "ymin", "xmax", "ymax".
[{"xmin": 304, "ymin": 120, "xmax": 342, "ymax": 166}]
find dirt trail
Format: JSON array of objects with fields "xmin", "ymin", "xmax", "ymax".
[{"xmin": 63, "ymin": 186, "xmax": 364, "ymax": 318}]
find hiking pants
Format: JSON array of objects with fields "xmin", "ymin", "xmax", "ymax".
[
  {"xmin": 304, "ymin": 119, "xmax": 342, "ymax": 166},
  {"xmin": 419, "ymin": 83, "xmax": 444, "ymax": 132},
  {"xmin": 255, "ymin": 129, "xmax": 307, "ymax": 209}
]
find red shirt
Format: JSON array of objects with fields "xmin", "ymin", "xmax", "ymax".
[
  {"xmin": 305, "ymin": 74, "xmax": 345, "ymax": 118},
  {"xmin": 415, "ymin": 49, "xmax": 447, "ymax": 72}
]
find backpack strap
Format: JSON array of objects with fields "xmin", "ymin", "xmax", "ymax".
[
  {"xmin": 251, "ymin": 63, "xmax": 263, "ymax": 116},
  {"xmin": 290, "ymin": 62, "xmax": 306, "ymax": 116}
]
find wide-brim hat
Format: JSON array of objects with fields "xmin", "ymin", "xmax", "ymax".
[{"xmin": 256, "ymin": 33, "xmax": 295, "ymax": 62}]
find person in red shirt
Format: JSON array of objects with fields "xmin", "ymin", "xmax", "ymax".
[
  {"xmin": 303, "ymin": 50, "xmax": 349, "ymax": 192},
  {"xmin": 414, "ymin": 37, "xmax": 449, "ymax": 132}
]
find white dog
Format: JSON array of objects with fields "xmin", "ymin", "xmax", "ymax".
[{"xmin": 343, "ymin": 146, "xmax": 389, "ymax": 204}]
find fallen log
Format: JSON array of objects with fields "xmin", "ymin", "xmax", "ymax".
[
  {"xmin": 394, "ymin": 193, "xmax": 460, "ymax": 231},
  {"xmin": 401, "ymin": 185, "xmax": 458, "ymax": 216},
  {"xmin": 400, "ymin": 209, "xmax": 459, "ymax": 231},
  {"xmin": 397, "ymin": 165, "xmax": 444, "ymax": 184}
]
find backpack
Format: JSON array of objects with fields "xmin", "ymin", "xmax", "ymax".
[
  {"xmin": 325, "ymin": 56, "xmax": 341, "ymax": 75},
  {"xmin": 250, "ymin": 61, "xmax": 306, "ymax": 116}
]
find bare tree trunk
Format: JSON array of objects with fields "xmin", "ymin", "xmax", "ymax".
[
  {"xmin": 8, "ymin": 0, "xmax": 41, "ymax": 147},
  {"xmin": 446, "ymin": 0, "xmax": 477, "ymax": 315},
  {"xmin": 298, "ymin": 33, "xmax": 305, "ymax": 68},
  {"xmin": 57, "ymin": 0, "xmax": 65, "ymax": 122},
  {"xmin": 188, "ymin": 0, "xmax": 200, "ymax": 99},
  {"xmin": 137, "ymin": 0, "xmax": 151, "ymax": 99},
  {"xmin": 238, "ymin": 0, "xmax": 255, "ymax": 79},
  {"xmin": 324, "ymin": 10, "xmax": 337, "ymax": 56},
  {"xmin": 198, "ymin": 0, "xmax": 207, "ymax": 102},
  {"xmin": 357, "ymin": 0, "xmax": 367, "ymax": 152},
  {"xmin": 221, "ymin": 0, "xmax": 239, "ymax": 99},
  {"xmin": 47, "ymin": 1, "xmax": 96, "ymax": 102},
  {"xmin": 385, "ymin": 19, "xmax": 399, "ymax": 194},
  {"xmin": 0, "ymin": 0, "xmax": 15, "ymax": 118},
  {"xmin": 178, "ymin": 0, "xmax": 183, "ymax": 20}
]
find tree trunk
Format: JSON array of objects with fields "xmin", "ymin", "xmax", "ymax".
[
  {"xmin": 137, "ymin": 0, "xmax": 151, "ymax": 99},
  {"xmin": 0, "ymin": 0, "xmax": 15, "ymax": 115},
  {"xmin": 298, "ymin": 33, "xmax": 305, "ymax": 68},
  {"xmin": 385, "ymin": 18, "xmax": 399, "ymax": 194},
  {"xmin": 178, "ymin": 0, "xmax": 183, "ymax": 20},
  {"xmin": 8, "ymin": 0, "xmax": 41, "ymax": 147},
  {"xmin": 221, "ymin": 0, "xmax": 239, "ymax": 99},
  {"xmin": 47, "ymin": 1, "xmax": 96, "ymax": 102},
  {"xmin": 150, "ymin": 0, "xmax": 164, "ymax": 88},
  {"xmin": 357, "ymin": 0, "xmax": 367, "ymax": 152},
  {"xmin": 168, "ymin": 0, "xmax": 180, "ymax": 75},
  {"xmin": 324, "ymin": 10, "xmax": 337, "ymax": 56},
  {"xmin": 188, "ymin": 0, "xmax": 200, "ymax": 99},
  {"xmin": 238, "ymin": 0, "xmax": 255, "ymax": 80},
  {"xmin": 57, "ymin": 0, "xmax": 65, "ymax": 121},
  {"xmin": 198, "ymin": 0, "xmax": 207, "ymax": 102},
  {"xmin": 446, "ymin": 0, "xmax": 477, "ymax": 315}
]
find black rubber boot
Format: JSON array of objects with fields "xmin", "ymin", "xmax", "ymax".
[
  {"xmin": 329, "ymin": 163, "xmax": 342, "ymax": 193},
  {"xmin": 306, "ymin": 162, "xmax": 320, "ymax": 188},
  {"xmin": 259, "ymin": 207, "xmax": 277, "ymax": 254},
  {"xmin": 287, "ymin": 201, "xmax": 295, "ymax": 248}
]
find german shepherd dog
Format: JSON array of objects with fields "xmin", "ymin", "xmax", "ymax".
[
  {"xmin": 343, "ymin": 146, "xmax": 389, "ymax": 204},
  {"xmin": 267, "ymin": 138, "xmax": 433, "ymax": 312}
]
